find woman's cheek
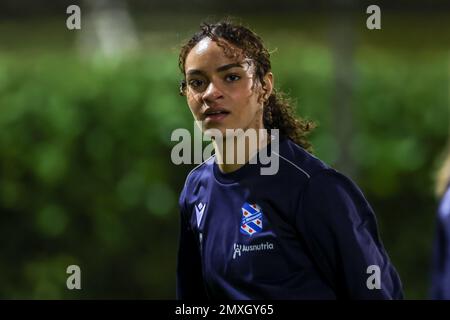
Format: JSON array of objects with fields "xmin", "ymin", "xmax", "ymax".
[
  {"xmin": 195, "ymin": 92, "xmax": 205, "ymax": 104},
  {"xmin": 187, "ymin": 94, "xmax": 200, "ymax": 111}
]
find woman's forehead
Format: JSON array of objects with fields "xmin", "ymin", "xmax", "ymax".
[
  {"xmin": 193, "ymin": 38, "xmax": 215, "ymax": 55},
  {"xmin": 185, "ymin": 38, "xmax": 247, "ymax": 71}
]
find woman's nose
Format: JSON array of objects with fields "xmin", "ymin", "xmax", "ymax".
[{"xmin": 202, "ymin": 81, "xmax": 223, "ymax": 103}]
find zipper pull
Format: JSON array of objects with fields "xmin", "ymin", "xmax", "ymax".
[{"xmin": 198, "ymin": 232, "xmax": 203, "ymax": 247}]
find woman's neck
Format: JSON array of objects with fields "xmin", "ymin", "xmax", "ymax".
[{"xmin": 213, "ymin": 129, "xmax": 270, "ymax": 174}]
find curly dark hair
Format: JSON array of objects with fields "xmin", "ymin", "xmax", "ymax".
[{"xmin": 178, "ymin": 19, "xmax": 316, "ymax": 153}]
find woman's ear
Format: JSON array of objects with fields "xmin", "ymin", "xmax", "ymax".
[{"xmin": 262, "ymin": 72, "xmax": 274, "ymax": 100}]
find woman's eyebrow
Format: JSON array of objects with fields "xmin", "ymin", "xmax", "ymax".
[
  {"xmin": 186, "ymin": 69, "xmax": 205, "ymax": 76},
  {"xmin": 186, "ymin": 63, "xmax": 244, "ymax": 76},
  {"xmin": 216, "ymin": 63, "xmax": 244, "ymax": 72}
]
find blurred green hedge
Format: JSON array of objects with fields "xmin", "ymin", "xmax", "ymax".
[{"xmin": 0, "ymin": 53, "xmax": 190, "ymax": 298}]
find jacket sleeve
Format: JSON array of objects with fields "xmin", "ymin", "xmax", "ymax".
[
  {"xmin": 430, "ymin": 215, "xmax": 445, "ymax": 299},
  {"xmin": 296, "ymin": 169, "xmax": 403, "ymax": 299},
  {"xmin": 430, "ymin": 186, "xmax": 450, "ymax": 300},
  {"xmin": 176, "ymin": 185, "xmax": 208, "ymax": 300}
]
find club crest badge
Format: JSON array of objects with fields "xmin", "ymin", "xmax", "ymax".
[{"xmin": 240, "ymin": 202, "xmax": 263, "ymax": 236}]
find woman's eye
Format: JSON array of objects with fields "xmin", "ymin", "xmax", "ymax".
[
  {"xmin": 225, "ymin": 74, "xmax": 241, "ymax": 82},
  {"xmin": 188, "ymin": 79, "xmax": 204, "ymax": 88}
]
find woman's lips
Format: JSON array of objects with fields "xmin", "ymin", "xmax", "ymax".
[{"xmin": 204, "ymin": 112, "xmax": 230, "ymax": 122}]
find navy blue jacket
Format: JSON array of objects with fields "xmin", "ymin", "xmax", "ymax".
[
  {"xmin": 431, "ymin": 185, "xmax": 450, "ymax": 299},
  {"xmin": 177, "ymin": 135, "xmax": 403, "ymax": 299}
]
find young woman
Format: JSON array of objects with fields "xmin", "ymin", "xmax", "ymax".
[
  {"xmin": 176, "ymin": 20, "xmax": 403, "ymax": 299},
  {"xmin": 431, "ymin": 150, "xmax": 450, "ymax": 299}
]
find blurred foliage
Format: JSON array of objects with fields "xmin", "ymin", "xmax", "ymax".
[
  {"xmin": 0, "ymin": 52, "xmax": 188, "ymax": 298},
  {"xmin": 0, "ymin": 13, "xmax": 448, "ymax": 299}
]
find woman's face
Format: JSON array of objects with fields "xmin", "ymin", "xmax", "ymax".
[{"xmin": 184, "ymin": 37, "xmax": 272, "ymax": 137}]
